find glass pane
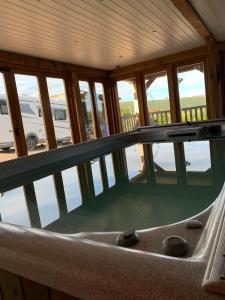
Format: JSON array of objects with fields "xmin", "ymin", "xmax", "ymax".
[
  {"xmin": 117, "ymin": 79, "xmax": 140, "ymax": 132},
  {"xmin": 105, "ymin": 154, "xmax": 115, "ymax": 187},
  {"xmin": 177, "ymin": 62, "xmax": 207, "ymax": 122},
  {"xmin": 0, "ymin": 73, "xmax": 17, "ymax": 161},
  {"xmin": 94, "ymin": 82, "xmax": 109, "ymax": 137},
  {"xmin": 47, "ymin": 78, "xmax": 72, "ymax": 147},
  {"xmin": 145, "ymin": 71, "xmax": 171, "ymax": 125},
  {"xmin": 15, "ymin": 74, "xmax": 47, "ymax": 155},
  {"xmin": 34, "ymin": 176, "xmax": 59, "ymax": 227},
  {"xmin": 79, "ymin": 81, "xmax": 95, "ymax": 140},
  {"xmin": 125, "ymin": 144, "xmax": 144, "ymax": 180},
  {"xmin": 61, "ymin": 166, "xmax": 82, "ymax": 212},
  {"xmin": 153, "ymin": 143, "xmax": 177, "ymax": 184},
  {"xmin": 0, "ymin": 187, "xmax": 30, "ymax": 226},
  {"xmin": 184, "ymin": 141, "xmax": 211, "ymax": 185},
  {"xmin": 91, "ymin": 158, "xmax": 103, "ymax": 195}
]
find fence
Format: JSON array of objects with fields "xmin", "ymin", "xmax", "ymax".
[{"xmin": 121, "ymin": 105, "xmax": 207, "ymax": 132}]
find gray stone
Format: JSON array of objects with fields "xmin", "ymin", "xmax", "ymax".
[
  {"xmin": 162, "ymin": 236, "xmax": 189, "ymax": 257},
  {"xmin": 186, "ymin": 220, "xmax": 203, "ymax": 229}
]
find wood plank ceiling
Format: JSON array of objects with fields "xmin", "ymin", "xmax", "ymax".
[
  {"xmin": 190, "ymin": 0, "xmax": 225, "ymax": 42},
  {"xmin": 0, "ymin": 0, "xmax": 204, "ymax": 70}
]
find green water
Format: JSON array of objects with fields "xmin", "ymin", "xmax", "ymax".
[{"xmin": 1, "ymin": 139, "xmax": 225, "ymax": 233}]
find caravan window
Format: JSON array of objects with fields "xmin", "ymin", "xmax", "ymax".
[
  {"xmin": 20, "ymin": 103, "xmax": 35, "ymax": 115},
  {"xmin": 54, "ymin": 109, "xmax": 66, "ymax": 120},
  {"xmin": 0, "ymin": 100, "xmax": 8, "ymax": 115}
]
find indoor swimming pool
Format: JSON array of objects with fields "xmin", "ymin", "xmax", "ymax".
[
  {"xmin": 1, "ymin": 123, "xmax": 225, "ymax": 299},
  {"xmin": 0, "ymin": 127, "xmax": 224, "ymax": 233}
]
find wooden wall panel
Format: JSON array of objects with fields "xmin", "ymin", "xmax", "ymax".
[
  {"xmin": 21, "ymin": 278, "xmax": 50, "ymax": 300},
  {"xmin": 0, "ymin": 268, "xmax": 82, "ymax": 300},
  {"xmin": 50, "ymin": 289, "xmax": 81, "ymax": 300},
  {"xmin": 0, "ymin": 269, "xmax": 24, "ymax": 300}
]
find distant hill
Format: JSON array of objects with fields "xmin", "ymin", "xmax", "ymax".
[{"xmin": 119, "ymin": 95, "xmax": 206, "ymax": 115}]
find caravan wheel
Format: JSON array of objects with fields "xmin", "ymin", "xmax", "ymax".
[{"xmin": 26, "ymin": 136, "xmax": 37, "ymax": 151}]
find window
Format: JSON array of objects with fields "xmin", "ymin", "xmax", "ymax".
[
  {"xmin": 0, "ymin": 73, "xmax": 17, "ymax": 161},
  {"xmin": 117, "ymin": 79, "xmax": 140, "ymax": 132},
  {"xmin": 79, "ymin": 81, "xmax": 95, "ymax": 140},
  {"xmin": 0, "ymin": 99, "xmax": 8, "ymax": 115},
  {"xmin": 15, "ymin": 74, "xmax": 47, "ymax": 155},
  {"xmin": 94, "ymin": 82, "xmax": 108, "ymax": 137},
  {"xmin": 177, "ymin": 62, "xmax": 207, "ymax": 122},
  {"xmin": 47, "ymin": 78, "xmax": 72, "ymax": 147},
  {"xmin": 145, "ymin": 71, "xmax": 171, "ymax": 125},
  {"xmin": 20, "ymin": 103, "xmax": 35, "ymax": 115},
  {"xmin": 54, "ymin": 109, "xmax": 66, "ymax": 121}
]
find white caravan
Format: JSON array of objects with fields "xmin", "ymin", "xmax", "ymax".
[{"xmin": 0, "ymin": 96, "xmax": 71, "ymax": 151}]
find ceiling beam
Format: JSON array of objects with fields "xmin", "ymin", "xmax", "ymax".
[{"xmin": 170, "ymin": 0, "xmax": 215, "ymax": 43}]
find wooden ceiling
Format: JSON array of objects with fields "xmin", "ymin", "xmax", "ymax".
[
  {"xmin": 190, "ymin": 0, "xmax": 225, "ymax": 42},
  {"xmin": 0, "ymin": 0, "xmax": 205, "ymax": 70}
]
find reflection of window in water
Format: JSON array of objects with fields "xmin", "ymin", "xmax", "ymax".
[
  {"xmin": 184, "ymin": 141, "xmax": 211, "ymax": 186},
  {"xmin": 34, "ymin": 176, "xmax": 59, "ymax": 227},
  {"xmin": 61, "ymin": 166, "xmax": 82, "ymax": 212},
  {"xmin": 153, "ymin": 143, "xmax": 177, "ymax": 184},
  {"xmin": 0, "ymin": 187, "xmax": 30, "ymax": 227},
  {"xmin": 184, "ymin": 141, "xmax": 211, "ymax": 172},
  {"xmin": 125, "ymin": 144, "xmax": 143, "ymax": 180},
  {"xmin": 105, "ymin": 154, "xmax": 115, "ymax": 187},
  {"xmin": 91, "ymin": 158, "xmax": 103, "ymax": 195}
]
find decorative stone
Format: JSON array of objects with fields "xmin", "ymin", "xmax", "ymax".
[
  {"xmin": 186, "ymin": 220, "xmax": 203, "ymax": 229},
  {"xmin": 162, "ymin": 236, "xmax": 189, "ymax": 257},
  {"xmin": 116, "ymin": 229, "xmax": 139, "ymax": 247}
]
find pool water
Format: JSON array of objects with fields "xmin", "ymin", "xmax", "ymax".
[{"xmin": 0, "ymin": 139, "xmax": 225, "ymax": 233}]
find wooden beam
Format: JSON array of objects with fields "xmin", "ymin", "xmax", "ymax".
[
  {"xmin": 170, "ymin": 0, "xmax": 214, "ymax": 41},
  {"xmin": 64, "ymin": 73, "xmax": 81, "ymax": 144},
  {"xmin": 3, "ymin": 71, "xmax": 27, "ymax": 156},
  {"xmin": 71, "ymin": 73, "xmax": 88, "ymax": 142},
  {"xmin": 110, "ymin": 46, "xmax": 207, "ymax": 78},
  {"xmin": 167, "ymin": 65, "xmax": 181, "ymax": 123},
  {"xmin": 0, "ymin": 50, "xmax": 108, "ymax": 78},
  {"xmin": 136, "ymin": 73, "xmax": 149, "ymax": 126},
  {"xmin": 205, "ymin": 38, "xmax": 222, "ymax": 119},
  {"xmin": 38, "ymin": 76, "xmax": 57, "ymax": 149},
  {"xmin": 89, "ymin": 80, "xmax": 101, "ymax": 138}
]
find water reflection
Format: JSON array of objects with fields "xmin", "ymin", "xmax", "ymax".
[
  {"xmin": 62, "ymin": 166, "xmax": 82, "ymax": 212},
  {"xmin": 33, "ymin": 176, "xmax": 59, "ymax": 227},
  {"xmin": 0, "ymin": 139, "xmax": 224, "ymax": 232}
]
